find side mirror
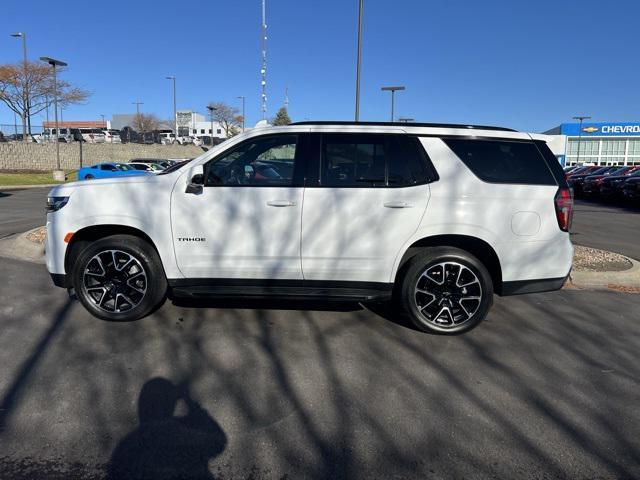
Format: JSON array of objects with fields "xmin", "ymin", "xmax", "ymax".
[{"xmin": 185, "ymin": 165, "xmax": 205, "ymax": 194}]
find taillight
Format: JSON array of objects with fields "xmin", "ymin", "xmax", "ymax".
[{"xmin": 554, "ymin": 188, "xmax": 573, "ymax": 232}]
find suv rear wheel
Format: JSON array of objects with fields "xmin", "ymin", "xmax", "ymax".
[
  {"xmin": 72, "ymin": 234, "xmax": 167, "ymax": 321},
  {"xmin": 399, "ymin": 247, "xmax": 493, "ymax": 334}
]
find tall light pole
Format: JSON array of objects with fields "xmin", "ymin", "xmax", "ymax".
[
  {"xmin": 573, "ymin": 115, "xmax": 591, "ymax": 166},
  {"xmin": 11, "ymin": 32, "xmax": 28, "ymax": 140},
  {"xmin": 166, "ymin": 76, "xmax": 177, "ymax": 138},
  {"xmin": 207, "ymin": 104, "xmax": 217, "ymax": 147},
  {"xmin": 237, "ymin": 96, "xmax": 245, "ymax": 132},
  {"xmin": 381, "ymin": 86, "xmax": 405, "ymax": 122},
  {"xmin": 100, "ymin": 114, "xmax": 105, "ymax": 126},
  {"xmin": 132, "ymin": 100, "xmax": 143, "ymax": 141},
  {"xmin": 355, "ymin": 0, "xmax": 364, "ymax": 121},
  {"xmin": 40, "ymin": 56, "xmax": 67, "ymax": 180}
]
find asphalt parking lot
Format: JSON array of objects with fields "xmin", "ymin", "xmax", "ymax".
[{"xmin": 1, "ymin": 187, "xmax": 639, "ymax": 479}]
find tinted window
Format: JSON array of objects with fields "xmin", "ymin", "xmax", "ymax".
[
  {"xmin": 205, "ymin": 135, "xmax": 299, "ymax": 186},
  {"xmin": 534, "ymin": 140, "xmax": 568, "ymax": 187},
  {"xmin": 320, "ymin": 134, "xmax": 432, "ymax": 187},
  {"xmin": 100, "ymin": 164, "xmax": 117, "ymax": 171},
  {"xmin": 444, "ymin": 139, "xmax": 556, "ymax": 185}
]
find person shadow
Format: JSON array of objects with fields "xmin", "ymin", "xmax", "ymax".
[{"xmin": 107, "ymin": 377, "xmax": 227, "ymax": 479}]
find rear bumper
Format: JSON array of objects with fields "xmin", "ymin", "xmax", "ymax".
[
  {"xmin": 50, "ymin": 273, "xmax": 68, "ymax": 288},
  {"xmin": 500, "ymin": 273, "xmax": 569, "ymax": 296}
]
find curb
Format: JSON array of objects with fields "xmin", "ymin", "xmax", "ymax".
[
  {"xmin": 0, "ymin": 184, "xmax": 60, "ymax": 191},
  {"xmin": 569, "ymin": 256, "xmax": 640, "ymax": 290},
  {"xmin": 0, "ymin": 227, "xmax": 46, "ymax": 264}
]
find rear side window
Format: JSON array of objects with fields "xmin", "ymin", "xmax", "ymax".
[
  {"xmin": 444, "ymin": 139, "xmax": 556, "ymax": 185},
  {"xmin": 534, "ymin": 140, "xmax": 568, "ymax": 188},
  {"xmin": 320, "ymin": 134, "xmax": 435, "ymax": 187}
]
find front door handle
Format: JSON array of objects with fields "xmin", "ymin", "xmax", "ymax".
[
  {"xmin": 267, "ymin": 200, "xmax": 296, "ymax": 207},
  {"xmin": 384, "ymin": 201, "xmax": 414, "ymax": 208}
]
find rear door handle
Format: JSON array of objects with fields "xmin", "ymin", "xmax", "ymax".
[
  {"xmin": 384, "ymin": 201, "xmax": 414, "ymax": 208},
  {"xmin": 267, "ymin": 200, "xmax": 296, "ymax": 207}
]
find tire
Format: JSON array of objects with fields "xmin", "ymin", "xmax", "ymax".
[
  {"xmin": 71, "ymin": 235, "xmax": 167, "ymax": 321},
  {"xmin": 398, "ymin": 247, "xmax": 493, "ymax": 334},
  {"xmin": 84, "ymin": 174, "xmax": 94, "ymax": 180}
]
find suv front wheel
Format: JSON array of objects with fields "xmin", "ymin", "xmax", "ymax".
[
  {"xmin": 399, "ymin": 247, "xmax": 493, "ymax": 334},
  {"xmin": 72, "ymin": 234, "xmax": 167, "ymax": 321}
]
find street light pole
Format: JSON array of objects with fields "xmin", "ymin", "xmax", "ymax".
[
  {"xmin": 237, "ymin": 96, "xmax": 245, "ymax": 132},
  {"xmin": 573, "ymin": 115, "xmax": 591, "ymax": 166},
  {"xmin": 355, "ymin": 0, "xmax": 364, "ymax": 121},
  {"xmin": 40, "ymin": 57, "xmax": 67, "ymax": 181},
  {"xmin": 132, "ymin": 100, "xmax": 144, "ymax": 142},
  {"xmin": 11, "ymin": 32, "xmax": 28, "ymax": 140},
  {"xmin": 166, "ymin": 76, "xmax": 177, "ymax": 139},
  {"xmin": 207, "ymin": 105, "xmax": 217, "ymax": 147},
  {"xmin": 381, "ymin": 86, "xmax": 405, "ymax": 122}
]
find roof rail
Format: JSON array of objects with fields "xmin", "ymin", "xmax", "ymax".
[{"xmin": 290, "ymin": 121, "xmax": 517, "ymax": 132}]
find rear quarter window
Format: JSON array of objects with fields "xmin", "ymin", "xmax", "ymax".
[{"xmin": 443, "ymin": 138, "xmax": 556, "ymax": 185}]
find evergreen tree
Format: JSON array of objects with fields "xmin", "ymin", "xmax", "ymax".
[{"xmin": 272, "ymin": 107, "xmax": 292, "ymax": 126}]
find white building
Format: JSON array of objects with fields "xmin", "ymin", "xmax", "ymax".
[
  {"xmin": 176, "ymin": 110, "xmax": 226, "ymax": 139},
  {"xmin": 543, "ymin": 122, "xmax": 640, "ymax": 166}
]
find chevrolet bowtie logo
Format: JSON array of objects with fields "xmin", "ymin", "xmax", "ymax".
[{"xmin": 582, "ymin": 126, "xmax": 599, "ymax": 133}]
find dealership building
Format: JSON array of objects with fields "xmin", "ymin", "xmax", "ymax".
[{"xmin": 544, "ymin": 122, "xmax": 640, "ymax": 166}]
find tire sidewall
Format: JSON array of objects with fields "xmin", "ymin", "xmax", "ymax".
[
  {"xmin": 401, "ymin": 248, "xmax": 493, "ymax": 334},
  {"xmin": 72, "ymin": 235, "xmax": 166, "ymax": 321}
]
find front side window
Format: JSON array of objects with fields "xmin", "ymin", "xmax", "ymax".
[
  {"xmin": 205, "ymin": 134, "xmax": 299, "ymax": 186},
  {"xmin": 320, "ymin": 134, "xmax": 430, "ymax": 187}
]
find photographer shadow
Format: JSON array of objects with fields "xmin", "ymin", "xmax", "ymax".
[{"xmin": 107, "ymin": 377, "xmax": 227, "ymax": 480}]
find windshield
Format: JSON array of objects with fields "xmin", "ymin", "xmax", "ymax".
[{"xmin": 158, "ymin": 159, "xmax": 192, "ymax": 174}]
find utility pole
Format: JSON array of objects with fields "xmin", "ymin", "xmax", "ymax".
[
  {"xmin": 355, "ymin": 0, "xmax": 364, "ymax": 121},
  {"xmin": 573, "ymin": 115, "xmax": 591, "ymax": 166},
  {"xmin": 11, "ymin": 32, "xmax": 28, "ymax": 140},
  {"xmin": 237, "ymin": 96, "xmax": 246, "ymax": 132}
]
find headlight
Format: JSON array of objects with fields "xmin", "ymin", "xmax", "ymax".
[{"xmin": 46, "ymin": 196, "xmax": 69, "ymax": 212}]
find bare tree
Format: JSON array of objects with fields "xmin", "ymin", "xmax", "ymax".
[
  {"xmin": 131, "ymin": 113, "xmax": 161, "ymax": 133},
  {"xmin": 0, "ymin": 61, "xmax": 90, "ymax": 136},
  {"xmin": 208, "ymin": 102, "xmax": 243, "ymax": 138}
]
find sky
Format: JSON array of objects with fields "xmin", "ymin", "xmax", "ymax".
[{"xmin": 1, "ymin": 0, "xmax": 639, "ymax": 133}]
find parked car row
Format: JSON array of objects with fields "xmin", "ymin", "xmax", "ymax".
[
  {"xmin": 564, "ymin": 165, "xmax": 640, "ymax": 202},
  {"xmin": 1, "ymin": 127, "xmax": 224, "ymax": 145},
  {"xmin": 77, "ymin": 159, "xmax": 188, "ymax": 180}
]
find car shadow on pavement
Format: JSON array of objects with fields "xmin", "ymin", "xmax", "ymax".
[
  {"xmin": 170, "ymin": 296, "xmax": 364, "ymax": 313},
  {"xmin": 107, "ymin": 377, "xmax": 227, "ymax": 480}
]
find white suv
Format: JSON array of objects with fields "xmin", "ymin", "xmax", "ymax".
[{"xmin": 45, "ymin": 122, "xmax": 573, "ymax": 333}]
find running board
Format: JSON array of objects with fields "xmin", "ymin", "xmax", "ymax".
[{"xmin": 169, "ymin": 280, "xmax": 393, "ymax": 302}]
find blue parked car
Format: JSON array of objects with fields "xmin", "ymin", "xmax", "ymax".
[{"xmin": 77, "ymin": 163, "xmax": 152, "ymax": 180}]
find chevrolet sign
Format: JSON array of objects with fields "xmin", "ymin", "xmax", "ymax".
[
  {"xmin": 561, "ymin": 122, "xmax": 640, "ymax": 137},
  {"xmin": 601, "ymin": 125, "xmax": 640, "ymax": 134}
]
